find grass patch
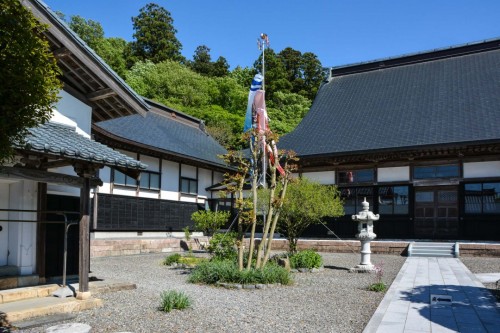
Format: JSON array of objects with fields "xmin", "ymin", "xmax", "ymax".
[
  {"xmin": 159, "ymin": 290, "xmax": 192, "ymax": 312},
  {"xmin": 163, "ymin": 253, "xmax": 207, "ymax": 267},
  {"xmin": 187, "ymin": 259, "xmax": 293, "ymax": 285},
  {"xmin": 368, "ymin": 282, "xmax": 387, "ymax": 292}
]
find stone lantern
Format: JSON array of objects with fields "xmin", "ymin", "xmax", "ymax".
[{"xmin": 350, "ymin": 198, "xmax": 379, "ymax": 273}]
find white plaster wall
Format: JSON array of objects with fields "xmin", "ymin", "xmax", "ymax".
[
  {"xmin": 181, "ymin": 164, "xmax": 197, "ymax": 178},
  {"xmin": 179, "ymin": 195, "xmax": 197, "ymax": 203},
  {"xmin": 56, "ymin": 90, "xmax": 92, "ymax": 136},
  {"xmin": 99, "ymin": 166, "xmax": 112, "ymax": 194},
  {"xmin": 140, "ymin": 155, "xmax": 160, "ymax": 172},
  {"xmin": 0, "ymin": 183, "xmax": 10, "ymax": 266},
  {"xmin": 8, "ymin": 180, "xmax": 37, "ymax": 275},
  {"xmin": 378, "ymin": 166, "xmax": 410, "ymax": 182},
  {"xmin": 302, "ymin": 171, "xmax": 335, "ymax": 184},
  {"xmin": 112, "ymin": 188, "xmax": 137, "ymax": 197},
  {"xmin": 198, "ymin": 168, "xmax": 212, "ymax": 198},
  {"xmin": 161, "ymin": 160, "xmax": 179, "ymax": 200},
  {"xmin": 463, "ymin": 161, "xmax": 500, "ymax": 178},
  {"xmin": 140, "ymin": 191, "xmax": 158, "ymax": 199}
]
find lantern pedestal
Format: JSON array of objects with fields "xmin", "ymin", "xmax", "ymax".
[{"xmin": 349, "ymin": 198, "xmax": 379, "ymax": 273}]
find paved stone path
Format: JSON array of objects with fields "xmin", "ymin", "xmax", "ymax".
[{"xmin": 363, "ymin": 257, "xmax": 500, "ymax": 333}]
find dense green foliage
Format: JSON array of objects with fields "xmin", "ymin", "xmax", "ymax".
[
  {"xmin": 191, "ymin": 210, "xmax": 230, "ymax": 236},
  {"xmin": 289, "ymin": 250, "xmax": 323, "ymax": 269},
  {"xmin": 62, "ymin": 2, "xmax": 325, "ymax": 148},
  {"xmin": 278, "ymin": 178, "xmax": 344, "ymax": 253},
  {"xmin": 0, "ymin": 0, "xmax": 62, "ymax": 164},
  {"xmin": 206, "ymin": 232, "xmax": 238, "ymax": 260},
  {"xmin": 159, "ymin": 290, "xmax": 192, "ymax": 312},
  {"xmin": 162, "ymin": 253, "xmax": 182, "ymax": 266},
  {"xmin": 187, "ymin": 259, "xmax": 292, "ymax": 285}
]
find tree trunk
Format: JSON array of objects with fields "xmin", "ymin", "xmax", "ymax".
[
  {"xmin": 262, "ymin": 175, "xmax": 289, "ymax": 266},
  {"xmin": 246, "ymin": 142, "xmax": 259, "ymax": 270}
]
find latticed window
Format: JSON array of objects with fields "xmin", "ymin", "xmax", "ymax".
[
  {"xmin": 464, "ymin": 182, "xmax": 500, "ymax": 214},
  {"xmin": 340, "ymin": 187, "xmax": 373, "ymax": 215},
  {"xmin": 378, "ymin": 186, "xmax": 409, "ymax": 215}
]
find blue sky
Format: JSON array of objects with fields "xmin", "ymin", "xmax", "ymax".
[{"xmin": 43, "ymin": 0, "xmax": 500, "ymax": 70}]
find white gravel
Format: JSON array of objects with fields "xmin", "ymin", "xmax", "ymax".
[{"xmin": 19, "ymin": 252, "xmax": 406, "ymax": 333}]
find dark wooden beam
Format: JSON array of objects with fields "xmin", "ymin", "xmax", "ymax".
[
  {"xmin": 41, "ymin": 159, "xmax": 72, "ymax": 169},
  {"xmin": 87, "ymin": 88, "xmax": 116, "ymax": 102},
  {"xmin": 53, "ymin": 46, "xmax": 71, "ymax": 58},
  {"xmin": 0, "ymin": 166, "xmax": 102, "ymax": 188}
]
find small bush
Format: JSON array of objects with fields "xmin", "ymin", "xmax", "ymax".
[
  {"xmin": 163, "ymin": 253, "xmax": 182, "ymax": 266},
  {"xmin": 187, "ymin": 259, "xmax": 293, "ymax": 285},
  {"xmin": 289, "ymin": 250, "xmax": 322, "ymax": 269},
  {"xmin": 368, "ymin": 282, "xmax": 387, "ymax": 292},
  {"xmin": 178, "ymin": 256, "xmax": 207, "ymax": 267},
  {"xmin": 207, "ymin": 232, "xmax": 237, "ymax": 260},
  {"xmin": 159, "ymin": 290, "xmax": 192, "ymax": 312}
]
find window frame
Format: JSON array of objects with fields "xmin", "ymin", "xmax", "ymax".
[
  {"xmin": 337, "ymin": 169, "xmax": 375, "ymax": 185},
  {"xmin": 413, "ymin": 164, "xmax": 460, "ymax": 180},
  {"xmin": 180, "ymin": 177, "xmax": 198, "ymax": 195},
  {"xmin": 139, "ymin": 170, "xmax": 161, "ymax": 191},
  {"xmin": 112, "ymin": 169, "xmax": 137, "ymax": 188},
  {"xmin": 464, "ymin": 181, "xmax": 500, "ymax": 215}
]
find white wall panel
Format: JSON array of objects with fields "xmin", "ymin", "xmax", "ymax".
[
  {"xmin": 140, "ymin": 155, "xmax": 160, "ymax": 172},
  {"xmin": 302, "ymin": 171, "xmax": 335, "ymax": 184},
  {"xmin": 181, "ymin": 164, "xmax": 197, "ymax": 178},
  {"xmin": 463, "ymin": 161, "xmax": 500, "ymax": 178},
  {"xmin": 56, "ymin": 90, "xmax": 92, "ymax": 135},
  {"xmin": 378, "ymin": 166, "xmax": 410, "ymax": 182},
  {"xmin": 161, "ymin": 160, "xmax": 179, "ymax": 193}
]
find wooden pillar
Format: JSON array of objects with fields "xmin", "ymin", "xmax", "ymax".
[
  {"xmin": 78, "ymin": 177, "xmax": 91, "ymax": 296},
  {"xmin": 36, "ymin": 182, "xmax": 47, "ymax": 282}
]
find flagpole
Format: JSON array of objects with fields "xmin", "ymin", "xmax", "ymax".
[{"xmin": 260, "ymin": 33, "xmax": 267, "ymax": 188}]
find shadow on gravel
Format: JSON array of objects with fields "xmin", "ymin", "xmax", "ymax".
[{"xmin": 323, "ymin": 265, "xmax": 350, "ymax": 271}]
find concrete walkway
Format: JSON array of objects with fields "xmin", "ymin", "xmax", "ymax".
[{"xmin": 363, "ymin": 257, "xmax": 500, "ymax": 333}]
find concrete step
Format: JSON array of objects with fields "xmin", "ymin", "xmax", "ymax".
[
  {"xmin": 0, "ymin": 284, "xmax": 60, "ymax": 304},
  {"xmin": 409, "ymin": 242, "xmax": 457, "ymax": 258},
  {"xmin": 0, "ymin": 296, "xmax": 102, "ymax": 323}
]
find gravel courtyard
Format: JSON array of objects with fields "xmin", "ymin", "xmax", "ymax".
[
  {"xmin": 21, "ymin": 252, "xmax": 406, "ymax": 333},
  {"xmin": 18, "ymin": 252, "xmax": 499, "ymax": 333}
]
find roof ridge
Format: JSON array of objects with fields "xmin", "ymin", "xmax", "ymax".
[{"xmin": 330, "ymin": 37, "xmax": 500, "ymax": 77}]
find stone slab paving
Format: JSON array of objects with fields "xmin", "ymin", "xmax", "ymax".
[{"xmin": 363, "ymin": 257, "xmax": 500, "ymax": 333}]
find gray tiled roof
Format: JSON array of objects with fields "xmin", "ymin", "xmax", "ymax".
[
  {"xmin": 280, "ymin": 40, "xmax": 500, "ymax": 157},
  {"xmin": 18, "ymin": 122, "xmax": 147, "ymax": 169},
  {"xmin": 96, "ymin": 107, "xmax": 228, "ymax": 168}
]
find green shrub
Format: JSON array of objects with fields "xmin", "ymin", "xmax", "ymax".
[
  {"xmin": 163, "ymin": 253, "xmax": 182, "ymax": 266},
  {"xmin": 187, "ymin": 259, "xmax": 293, "ymax": 285},
  {"xmin": 159, "ymin": 290, "xmax": 192, "ymax": 312},
  {"xmin": 191, "ymin": 210, "xmax": 230, "ymax": 235},
  {"xmin": 178, "ymin": 256, "xmax": 207, "ymax": 267},
  {"xmin": 289, "ymin": 250, "xmax": 322, "ymax": 269},
  {"xmin": 368, "ymin": 282, "xmax": 387, "ymax": 292},
  {"xmin": 206, "ymin": 232, "xmax": 237, "ymax": 260}
]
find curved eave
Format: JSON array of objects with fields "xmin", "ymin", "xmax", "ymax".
[{"xmin": 92, "ymin": 125, "xmax": 232, "ymax": 173}]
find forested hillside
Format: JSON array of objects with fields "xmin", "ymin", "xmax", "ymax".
[{"xmin": 60, "ymin": 3, "xmax": 325, "ymax": 149}]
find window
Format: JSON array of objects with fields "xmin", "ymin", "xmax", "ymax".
[
  {"xmin": 340, "ymin": 187, "xmax": 373, "ymax": 215},
  {"xmin": 378, "ymin": 186, "xmax": 409, "ymax": 215},
  {"xmin": 465, "ymin": 182, "xmax": 500, "ymax": 214},
  {"xmin": 181, "ymin": 177, "xmax": 198, "ymax": 195},
  {"xmin": 140, "ymin": 171, "xmax": 160, "ymax": 190},
  {"xmin": 414, "ymin": 164, "xmax": 459, "ymax": 179},
  {"xmin": 113, "ymin": 170, "xmax": 136, "ymax": 187},
  {"xmin": 338, "ymin": 169, "xmax": 374, "ymax": 184}
]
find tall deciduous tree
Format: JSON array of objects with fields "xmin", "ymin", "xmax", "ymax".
[
  {"xmin": 0, "ymin": 0, "xmax": 61, "ymax": 164},
  {"xmin": 130, "ymin": 3, "xmax": 183, "ymax": 63},
  {"xmin": 278, "ymin": 178, "xmax": 344, "ymax": 253}
]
